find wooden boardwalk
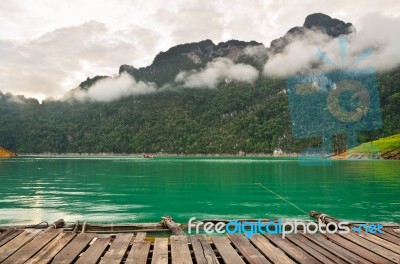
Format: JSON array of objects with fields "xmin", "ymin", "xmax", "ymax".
[{"xmin": 0, "ymin": 226, "xmax": 398, "ymax": 263}]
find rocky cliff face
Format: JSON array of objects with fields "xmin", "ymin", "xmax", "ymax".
[
  {"xmin": 303, "ymin": 13, "xmax": 354, "ymax": 37},
  {"xmin": 75, "ymin": 13, "xmax": 354, "ymax": 90},
  {"xmin": 118, "ymin": 39, "xmax": 263, "ymax": 86},
  {"xmin": 269, "ymin": 13, "xmax": 354, "ymax": 54}
]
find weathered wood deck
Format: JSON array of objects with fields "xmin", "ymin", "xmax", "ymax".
[{"xmin": 0, "ymin": 225, "xmax": 398, "ymax": 263}]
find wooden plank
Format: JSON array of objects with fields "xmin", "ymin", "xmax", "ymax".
[
  {"xmin": 0, "ymin": 229, "xmax": 23, "ymax": 247},
  {"xmin": 190, "ymin": 235, "xmax": 219, "ymax": 264},
  {"xmin": 151, "ymin": 238, "xmax": 169, "ymax": 264},
  {"xmin": 0, "ymin": 229, "xmax": 41, "ymax": 262},
  {"xmin": 384, "ymin": 229, "xmax": 400, "ymax": 240},
  {"xmin": 125, "ymin": 231, "xmax": 149, "ymax": 264},
  {"xmin": 356, "ymin": 232, "xmax": 399, "ymax": 253},
  {"xmin": 338, "ymin": 232, "xmax": 399, "ymax": 263},
  {"xmin": 264, "ymin": 234, "xmax": 321, "ymax": 264},
  {"xmin": 3, "ymin": 229, "xmax": 62, "ymax": 264},
  {"xmin": 170, "ymin": 235, "xmax": 193, "ymax": 264},
  {"xmin": 134, "ymin": 232, "xmax": 146, "ymax": 242},
  {"xmin": 324, "ymin": 234, "xmax": 392, "ymax": 264},
  {"xmin": 0, "ymin": 230, "xmax": 15, "ymax": 240},
  {"xmin": 227, "ymin": 234, "xmax": 270, "ymax": 264},
  {"xmin": 211, "ymin": 236, "xmax": 245, "ymax": 264},
  {"xmin": 250, "ymin": 234, "xmax": 295, "ymax": 264},
  {"xmin": 383, "ymin": 228, "xmax": 400, "ymax": 238},
  {"xmin": 302, "ymin": 233, "xmax": 374, "ymax": 264},
  {"xmin": 52, "ymin": 233, "xmax": 95, "ymax": 264},
  {"xmin": 26, "ymin": 232, "xmax": 76, "ymax": 264},
  {"xmin": 125, "ymin": 241, "xmax": 151, "ymax": 264},
  {"xmin": 0, "ymin": 229, "xmax": 12, "ymax": 240},
  {"xmin": 75, "ymin": 237, "xmax": 111, "ymax": 264},
  {"xmin": 98, "ymin": 233, "xmax": 133, "ymax": 264},
  {"xmin": 374, "ymin": 232, "xmax": 400, "ymax": 246},
  {"xmin": 286, "ymin": 234, "xmax": 347, "ymax": 264}
]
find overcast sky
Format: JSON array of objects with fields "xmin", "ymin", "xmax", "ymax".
[{"xmin": 1, "ymin": 0, "xmax": 399, "ymax": 100}]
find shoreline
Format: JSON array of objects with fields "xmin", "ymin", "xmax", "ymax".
[
  {"xmin": 17, "ymin": 152, "xmax": 300, "ymax": 157},
  {"xmin": 13, "ymin": 152, "xmax": 399, "ymax": 160},
  {"xmin": 12, "ymin": 149, "xmax": 400, "ymax": 160}
]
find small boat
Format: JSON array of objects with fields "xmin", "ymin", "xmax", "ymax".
[{"xmin": 144, "ymin": 154, "xmax": 153, "ymax": 159}]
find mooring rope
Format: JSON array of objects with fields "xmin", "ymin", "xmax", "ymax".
[
  {"xmin": 254, "ymin": 182, "xmax": 309, "ymax": 215},
  {"xmin": 318, "ymin": 213, "xmax": 328, "ymax": 222}
]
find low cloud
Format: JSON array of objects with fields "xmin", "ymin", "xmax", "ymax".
[
  {"xmin": 0, "ymin": 91, "xmax": 36, "ymax": 104},
  {"xmin": 244, "ymin": 44, "xmax": 268, "ymax": 65},
  {"xmin": 263, "ymin": 13, "xmax": 400, "ymax": 77},
  {"xmin": 263, "ymin": 30, "xmax": 333, "ymax": 76},
  {"xmin": 175, "ymin": 58, "xmax": 259, "ymax": 89},
  {"xmin": 244, "ymin": 45, "xmax": 268, "ymax": 62},
  {"xmin": 68, "ymin": 73, "xmax": 156, "ymax": 102}
]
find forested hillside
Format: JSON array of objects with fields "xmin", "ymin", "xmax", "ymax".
[{"xmin": 0, "ymin": 67, "xmax": 399, "ymax": 154}]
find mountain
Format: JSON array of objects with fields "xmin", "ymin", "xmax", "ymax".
[
  {"xmin": 67, "ymin": 39, "xmax": 264, "ymax": 95},
  {"xmin": 303, "ymin": 13, "xmax": 354, "ymax": 37},
  {"xmin": 0, "ymin": 13, "xmax": 399, "ymax": 154},
  {"xmin": 269, "ymin": 13, "xmax": 354, "ymax": 53},
  {"xmin": 119, "ymin": 39, "xmax": 263, "ymax": 86},
  {"xmin": 75, "ymin": 13, "xmax": 354, "ymax": 91}
]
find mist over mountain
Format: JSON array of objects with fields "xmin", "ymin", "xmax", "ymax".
[
  {"xmin": 65, "ymin": 39, "xmax": 264, "ymax": 101},
  {"xmin": 65, "ymin": 12, "xmax": 400, "ymax": 102},
  {"xmin": 1, "ymin": 13, "xmax": 399, "ymax": 154}
]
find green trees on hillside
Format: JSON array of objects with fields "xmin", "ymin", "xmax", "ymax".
[{"xmin": 0, "ymin": 68, "xmax": 399, "ymax": 154}]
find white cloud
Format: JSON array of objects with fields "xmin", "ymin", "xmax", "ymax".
[
  {"xmin": 0, "ymin": 21, "xmax": 160, "ymax": 99},
  {"xmin": 244, "ymin": 45, "xmax": 267, "ymax": 57},
  {"xmin": 263, "ymin": 13, "xmax": 400, "ymax": 76},
  {"xmin": 176, "ymin": 58, "xmax": 259, "ymax": 89},
  {"xmin": 355, "ymin": 12, "xmax": 400, "ymax": 71},
  {"xmin": 263, "ymin": 30, "xmax": 334, "ymax": 76},
  {"xmin": 69, "ymin": 73, "xmax": 156, "ymax": 102}
]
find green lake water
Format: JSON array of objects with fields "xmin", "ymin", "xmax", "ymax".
[{"xmin": 0, "ymin": 156, "xmax": 399, "ymax": 225}]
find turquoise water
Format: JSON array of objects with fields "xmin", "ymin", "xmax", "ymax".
[{"xmin": 0, "ymin": 156, "xmax": 399, "ymax": 225}]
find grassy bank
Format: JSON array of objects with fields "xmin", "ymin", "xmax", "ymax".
[{"xmin": 335, "ymin": 133, "xmax": 400, "ymax": 160}]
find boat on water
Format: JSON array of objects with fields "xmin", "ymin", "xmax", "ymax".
[{"xmin": 144, "ymin": 154, "xmax": 153, "ymax": 159}]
